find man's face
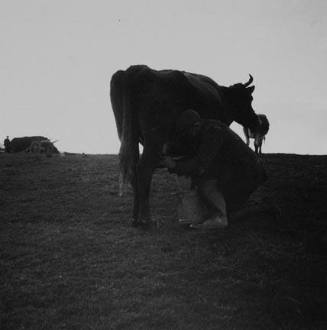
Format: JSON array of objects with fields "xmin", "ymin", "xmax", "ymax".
[
  {"xmin": 177, "ymin": 121, "xmax": 201, "ymax": 141},
  {"xmin": 190, "ymin": 122, "xmax": 201, "ymax": 137}
]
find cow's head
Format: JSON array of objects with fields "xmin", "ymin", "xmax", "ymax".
[{"xmin": 226, "ymin": 75, "xmax": 259, "ymax": 131}]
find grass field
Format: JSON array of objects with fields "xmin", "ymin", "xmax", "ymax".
[{"xmin": 1, "ymin": 153, "xmax": 326, "ymax": 329}]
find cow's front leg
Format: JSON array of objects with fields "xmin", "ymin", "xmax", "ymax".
[
  {"xmin": 254, "ymin": 144, "xmax": 259, "ymax": 154},
  {"xmin": 258, "ymin": 143, "xmax": 262, "ymax": 155}
]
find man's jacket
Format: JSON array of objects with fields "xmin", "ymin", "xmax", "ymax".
[{"xmin": 171, "ymin": 119, "xmax": 267, "ymax": 210}]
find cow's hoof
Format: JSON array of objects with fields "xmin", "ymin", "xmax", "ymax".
[
  {"xmin": 131, "ymin": 219, "xmax": 141, "ymax": 227},
  {"xmin": 139, "ymin": 220, "xmax": 153, "ymax": 230},
  {"xmin": 131, "ymin": 219, "xmax": 152, "ymax": 229},
  {"xmin": 141, "ymin": 224, "xmax": 153, "ymax": 231}
]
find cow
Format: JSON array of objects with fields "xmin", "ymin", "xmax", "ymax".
[
  {"xmin": 243, "ymin": 114, "xmax": 269, "ymax": 154},
  {"xmin": 7, "ymin": 136, "xmax": 59, "ymax": 154},
  {"xmin": 26, "ymin": 139, "xmax": 59, "ymax": 155},
  {"xmin": 7, "ymin": 136, "xmax": 49, "ymax": 153},
  {"xmin": 110, "ymin": 65, "xmax": 260, "ymax": 226}
]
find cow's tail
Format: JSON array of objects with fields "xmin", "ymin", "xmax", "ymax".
[{"xmin": 110, "ymin": 70, "xmax": 139, "ymax": 196}]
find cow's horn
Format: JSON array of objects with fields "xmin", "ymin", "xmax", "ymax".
[{"xmin": 244, "ymin": 74, "xmax": 253, "ymax": 87}]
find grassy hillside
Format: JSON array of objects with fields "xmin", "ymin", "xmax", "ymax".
[{"xmin": 1, "ymin": 153, "xmax": 326, "ymax": 329}]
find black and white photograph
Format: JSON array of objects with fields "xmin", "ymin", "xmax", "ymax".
[{"xmin": 1, "ymin": 0, "xmax": 326, "ymax": 329}]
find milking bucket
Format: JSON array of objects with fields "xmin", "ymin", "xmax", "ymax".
[{"xmin": 175, "ymin": 176, "xmax": 207, "ymax": 224}]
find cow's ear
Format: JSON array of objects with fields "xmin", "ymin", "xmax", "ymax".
[{"xmin": 247, "ymin": 86, "xmax": 255, "ymax": 94}]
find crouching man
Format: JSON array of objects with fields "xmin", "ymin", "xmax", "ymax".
[{"xmin": 162, "ymin": 110, "xmax": 267, "ymax": 230}]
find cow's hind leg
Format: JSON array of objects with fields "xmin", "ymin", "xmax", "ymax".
[
  {"xmin": 136, "ymin": 139, "xmax": 164, "ymax": 227},
  {"xmin": 243, "ymin": 127, "xmax": 250, "ymax": 146},
  {"xmin": 131, "ymin": 174, "xmax": 140, "ymax": 227}
]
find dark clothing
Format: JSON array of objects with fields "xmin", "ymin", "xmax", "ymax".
[
  {"xmin": 4, "ymin": 138, "xmax": 10, "ymax": 153},
  {"xmin": 171, "ymin": 119, "xmax": 267, "ymax": 211}
]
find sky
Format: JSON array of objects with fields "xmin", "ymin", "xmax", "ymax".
[{"xmin": 0, "ymin": 0, "xmax": 326, "ymax": 154}]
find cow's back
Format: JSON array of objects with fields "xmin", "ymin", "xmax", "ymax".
[
  {"xmin": 120, "ymin": 65, "xmax": 228, "ymax": 129},
  {"xmin": 9, "ymin": 136, "xmax": 49, "ymax": 152}
]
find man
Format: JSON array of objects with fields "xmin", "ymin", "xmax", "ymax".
[
  {"xmin": 163, "ymin": 110, "xmax": 267, "ymax": 229},
  {"xmin": 4, "ymin": 136, "xmax": 10, "ymax": 153}
]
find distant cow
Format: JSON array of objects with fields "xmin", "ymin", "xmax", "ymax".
[
  {"xmin": 26, "ymin": 140, "xmax": 59, "ymax": 155},
  {"xmin": 110, "ymin": 65, "xmax": 260, "ymax": 226},
  {"xmin": 243, "ymin": 114, "xmax": 269, "ymax": 154},
  {"xmin": 7, "ymin": 136, "xmax": 59, "ymax": 154}
]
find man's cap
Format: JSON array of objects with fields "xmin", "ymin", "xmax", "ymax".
[{"xmin": 176, "ymin": 109, "xmax": 201, "ymax": 132}]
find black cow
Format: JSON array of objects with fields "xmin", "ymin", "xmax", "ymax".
[
  {"xmin": 110, "ymin": 65, "xmax": 260, "ymax": 226},
  {"xmin": 25, "ymin": 139, "xmax": 59, "ymax": 155},
  {"xmin": 7, "ymin": 136, "xmax": 50, "ymax": 153}
]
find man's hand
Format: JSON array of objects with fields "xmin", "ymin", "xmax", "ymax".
[{"xmin": 161, "ymin": 156, "xmax": 176, "ymax": 169}]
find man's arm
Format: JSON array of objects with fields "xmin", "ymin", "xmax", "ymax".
[
  {"xmin": 165, "ymin": 125, "xmax": 224, "ymax": 176},
  {"xmin": 161, "ymin": 156, "xmax": 200, "ymax": 176},
  {"xmin": 195, "ymin": 125, "xmax": 223, "ymax": 172}
]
